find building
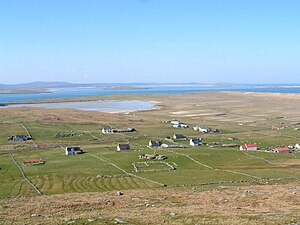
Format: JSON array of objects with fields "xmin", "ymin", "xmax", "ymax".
[
  {"xmin": 117, "ymin": 144, "xmax": 131, "ymax": 151},
  {"xmin": 102, "ymin": 127, "xmax": 114, "ymax": 134},
  {"xmin": 113, "ymin": 128, "xmax": 136, "ymax": 133},
  {"xmin": 193, "ymin": 125, "xmax": 210, "ymax": 133},
  {"xmin": 8, "ymin": 135, "xmax": 32, "ymax": 141},
  {"xmin": 240, "ymin": 143, "xmax": 257, "ymax": 151},
  {"xmin": 273, "ymin": 147, "xmax": 292, "ymax": 153},
  {"xmin": 23, "ymin": 159, "xmax": 44, "ymax": 165},
  {"xmin": 148, "ymin": 140, "xmax": 162, "ymax": 148},
  {"xmin": 161, "ymin": 144, "xmax": 184, "ymax": 148},
  {"xmin": 65, "ymin": 146, "xmax": 85, "ymax": 155},
  {"xmin": 171, "ymin": 120, "xmax": 180, "ymax": 125},
  {"xmin": 295, "ymin": 143, "xmax": 300, "ymax": 149},
  {"xmin": 190, "ymin": 138, "xmax": 202, "ymax": 146},
  {"xmin": 173, "ymin": 134, "xmax": 186, "ymax": 140}
]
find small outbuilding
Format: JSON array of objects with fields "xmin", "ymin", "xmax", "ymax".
[
  {"xmin": 8, "ymin": 135, "xmax": 32, "ymax": 141},
  {"xmin": 173, "ymin": 134, "xmax": 186, "ymax": 140},
  {"xmin": 148, "ymin": 140, "xmax": 162, "ymax": 148},
  {"xmin": 65, "ymin": 146, "xmax": 85, "ymax": 155},
  {"xmin": 117, "ymin": 144, "xmax": 131, "ymax": 151}
]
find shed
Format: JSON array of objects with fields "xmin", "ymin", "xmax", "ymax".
[{"xmin": 117, "ymin": 144, "xmax": 131, "ymax": 151}]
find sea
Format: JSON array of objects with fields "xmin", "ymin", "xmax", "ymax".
[{"xmin": 1, "ymin": 84, "xmax": 300, "ymax": 104}]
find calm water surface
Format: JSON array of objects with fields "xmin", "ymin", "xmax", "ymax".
[{"xmin": 1, "ymin": 84, "xmax": 300, "ymax": 104}]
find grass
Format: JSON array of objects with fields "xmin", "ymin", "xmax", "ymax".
[{"xmin": 0, "ymin": 92, "xmax": 299, "ymax": 197}]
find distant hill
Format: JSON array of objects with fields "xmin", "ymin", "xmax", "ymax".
[
  {"xmin": 0, "ymin": 81, "xmax": 239, "ymax": 90},
  {"xmin": 0, "ymin": 82, "xmax": 77, "ymax": 89}
]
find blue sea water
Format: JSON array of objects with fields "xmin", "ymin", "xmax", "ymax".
[{"xmin": 1, "ymin": 84, "xmax": 300, "ymax": 103}]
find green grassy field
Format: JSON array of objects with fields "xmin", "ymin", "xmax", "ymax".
[{"xmin": 0, "ymin": 92, "xmax": 300, "ymax": 197}]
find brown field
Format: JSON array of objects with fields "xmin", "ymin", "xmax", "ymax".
[{"xmin": 0, "ymin": 183, "xmax": 299, "ymax": 225}]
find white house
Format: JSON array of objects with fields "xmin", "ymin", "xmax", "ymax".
[
  {"xmin": 193, "ymin": 125, "xmax": 210, "ymax": 133},
  {"xmin": 171, "ymin": 120, "xmax": 180, "ymax": 125},
  {"xmin": 190, "ymin": 138, "xmax": 202, "ymax": 146},
  {"xmin": 295, "ymin": 143, "xmax": 300, "ymax": 149},
  {"xmin": 102, "ymin": 128, "xmax": 114, "ymax": 134}
]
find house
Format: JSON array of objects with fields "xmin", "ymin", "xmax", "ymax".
[
  {"xmin": 190, "ymin": 138, "xmax": 202, "ymax": 146},
  {"xmin": 65, "ymin": 146, "xmax": 85, "ymax": 155},
  {"xmin": 148, "ymin": 140, "xmax": 162, "ymax": 148},
  {"xmin": 102, "ymin": 127, "xmax": 114, "ymax": 134},
  {"xmin": 8, "ymin": 135, "xmax": 32, "ymax": 141},
  {"xmin": 117, "ymin": 144, "xmax": 131, "ymax": 151},
  {"xmin": 23, "ymin": 158, "xmax": 44, "ymax": 165},
  {"xmin": 240, "ymin": 143, "xmax": 257, "ymax": 151},
  {"xmin": 273, "ymin": 147, "xmax": 292, "ymax": 153},
  {"xmin": 295, "ymin": 143, "xmax": 300, "ymax": 149},
  {"xmin": 193, "ymin": 125, "xmax": 210, "ymax": 133},
  {"xmin": 172, "ymin": 124, "xmax": 180, "ymax": 128},
  {"xmin": 173, "ymin": 134, "xmax": 186, "ymax": 140}
]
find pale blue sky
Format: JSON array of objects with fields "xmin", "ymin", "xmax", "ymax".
[{"xmin": 1, "ymin": 0, "xmax": 300, "ymax": 84}]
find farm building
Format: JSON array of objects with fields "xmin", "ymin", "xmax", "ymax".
[
  {"xmin": 173, "ymin": 134, "xmax": 186, "ymax": 140},
  {"xmin": 273, "ymin": 147, "xmax": 292, "ymax": 153},
  {"xmin": 65, "ymin": 146, "xmax": 85, "ymax": 155},
  {"xmin": 240, "ymin": 143, "xmax": 257, "ymax": 151},
  {"xmin": 23, "ymin": 159, "xmax": 44, "ymax": 165},
  {"xmin": 148, "ymin": 140, "xmax": 162, "ymax": 148},
  {"xmin": 8, "ymin": 135, "xmax": 32, "ymax": 141},
  {"xmin": 117, "ymin": 144, "xmax": 131, "ymax": 151},
  {"xmin": 190, "ymin": 138, "xmax": 202, "ymax": 146}
]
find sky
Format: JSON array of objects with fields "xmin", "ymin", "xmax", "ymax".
[{"xmin": 0, "ymin": 0, "xmax": 300, "ymax": 84}]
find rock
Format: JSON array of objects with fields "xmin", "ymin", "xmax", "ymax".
[
  {"xmin": 116, "ymin": 191, "xmax": 124, "ymax": 196},
  {"xmin": 114, "ymin": 217, "xmax": 127, "ymax": 223}
]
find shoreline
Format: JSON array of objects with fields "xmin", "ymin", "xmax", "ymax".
[{"xmin": 1, "ymin": 99, "xmax": 157, "ymax": 113}]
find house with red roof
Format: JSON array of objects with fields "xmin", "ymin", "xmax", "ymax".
[{"xmin": 240, "ymin": 143, "xmax": 257, "ymax": 151}]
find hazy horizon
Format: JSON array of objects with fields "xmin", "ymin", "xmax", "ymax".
[{"xmin": 1, "ymin": 0, "xmax": 300, "ymax": 84}]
